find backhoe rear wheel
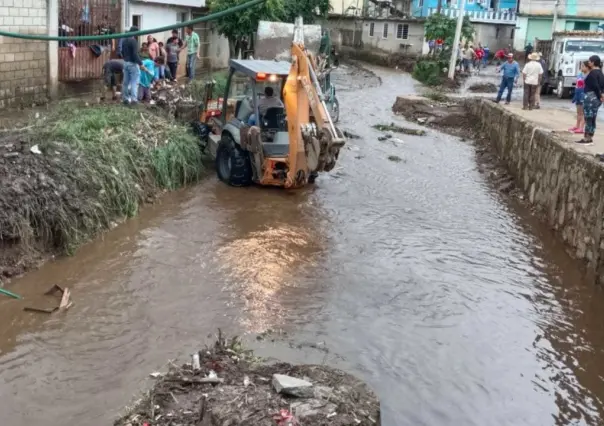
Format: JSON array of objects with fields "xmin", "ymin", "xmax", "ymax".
[{"xmin": 216, "ymin": 134, "xmax": 252, "ymax": 187}]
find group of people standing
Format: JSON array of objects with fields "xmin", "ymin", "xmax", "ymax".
[
  {"xmin": 103, "ymin": 25, "xmax": 201, "ymax": 105},
  {"xmin": 456, "ymin": 43, "xmax": 489, "ymax": 73},
  {"xmin": 493, "ymin": 51, "xmax": 547, "ymax": 109},
  {"xmin": 493, "ymin": 51, "xmax": 604, "ymax": 145},
  {"xmin": 572, "ymin": 55, "xmax": 604, "ymax": 144}
]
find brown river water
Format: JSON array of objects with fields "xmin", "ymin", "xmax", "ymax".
[{"xmin": 1, "ymin": 64, "xmax": 604, "ymax": 426}]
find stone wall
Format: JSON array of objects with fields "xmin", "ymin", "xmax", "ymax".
[
  {"xmin": 0, "ymin": 0, "xmax": 49, "ymax": 108},
  {"xmin": 466, "ymin": 99, "xmax": 604, "ymax": 282}
]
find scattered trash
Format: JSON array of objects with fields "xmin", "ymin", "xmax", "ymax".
[
  {"xmin": 388, "ymin": 155, "xmax": 403, "ymax": 162},
  {"xmin": 372, "ymin": 123, "xmax": 426, "ymax": 136},
  {"xmin": 23, "ymin": 284, "xmax": 72, "ymax": 314},
  {"xmin": 150, "ymin": 372, "xmax": 163, "ymax": 378},
  {"xmin": 115, "ymin": 331, "xmax": 380, "ymax": 426},
  {"xmin": 273, "ymin": 409, "xmax": 300, "ymax": 426},
  {"xmin": 0, "ymin": 287, "xmax": 21, "ymax": 299},
  {"xmin": 192, "ymin": 352, "xmax": 201, "ymax": 370}
]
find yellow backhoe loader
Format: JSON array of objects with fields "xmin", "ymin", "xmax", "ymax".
[{"xmin": 201, "ymin": 17, "xmax": 345, "ymax": 189}]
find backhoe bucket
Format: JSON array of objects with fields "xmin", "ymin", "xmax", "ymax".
[{"xmin": 255, "ymin": 20, "xmax": 322, "ymax": 61}]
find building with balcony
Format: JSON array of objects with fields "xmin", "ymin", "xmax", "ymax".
[
  {"xmin": 412, "ymin": 0, "xmax": 517, "ymax": 20},
  {"xmin": 514, "ymin": 0, "xmax": 604, "ymax": 50},
  {"xmin": 411, "ymin": 0, "xmax": 517, "ymax": 50}
]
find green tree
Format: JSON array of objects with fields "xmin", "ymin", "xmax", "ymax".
[
  {"xmin": 281, "ymin": 0, "xmax": 330, "ymax": 24},
  {"xmin": 208, "ymin": 0, "xmax": 331, "ymax": 58},
  {"xmin": 424, "ymin": 13, "xmax": 475, "ymax": 47},
  {"xmin": 208, "ymin": 0, "xmax": 284, "ymax": 58}
]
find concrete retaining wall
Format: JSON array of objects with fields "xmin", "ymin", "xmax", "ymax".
[{"xmin": 467, "ymin": 99, "xmax": 604, "ymax": 282}]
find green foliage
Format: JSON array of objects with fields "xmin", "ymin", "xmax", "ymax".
[
  {"xmin": 209, "ymin": 0, "xmax": 284, "ymax": 42},
  {"xmin": 209, "ymin": 0, "xmax": 331, "ymax": 55},
  {"xmin": 188, "ymin": 70, "xmax": 229, "ymax": 100},
  {"xmin": 424, "ymin": 13, "xmax": 475, "ymax": 46},
  {"xmin": 412, "ymin": 60, "xmax": 443, "ymax": 86},
  {"xmin": 16, "ymin": 105, "xmax": 202, "ymax": 253},
  {"xmin": 282, "ymin": 0, "xmax": 330, "ymax": 23}
]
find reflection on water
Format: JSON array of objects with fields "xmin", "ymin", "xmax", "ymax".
[
  {"xmin": 218, "ymin": 225, "xmax": 324, "ymax": 332},
  {"xmin": 0, "ymin": 64, "xmax": 603, "ymax": 426}
]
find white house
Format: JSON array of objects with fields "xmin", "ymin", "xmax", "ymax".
[
  {"xmin": 126, "ymin": 0, "xmax": 199, "ymax": 42},
  {"xmin": 125, "ymin": 0, "xmax": 229, "ymax": 69}
]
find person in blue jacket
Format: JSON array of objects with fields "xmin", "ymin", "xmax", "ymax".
[
  {"xmin": 138, "ymin": 58, "xmax": 156, "ymax": 103},
  {"xmin": 493, "ymin": 53, "xmax": 520, "ymax": 105}
]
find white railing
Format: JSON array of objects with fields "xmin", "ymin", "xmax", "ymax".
[{"xmin": 427, "ymin": 8, "xmax": 516, "ymax": 24}]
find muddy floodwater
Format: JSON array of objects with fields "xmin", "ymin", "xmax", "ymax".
[{"xmin": 2, "ymin": 64, "xmax": 604, "ymax": 426}]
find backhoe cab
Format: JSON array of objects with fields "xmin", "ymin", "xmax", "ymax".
[{"xmin": 205, "ymin": 18, "xmax": 345, "ymax": 189}]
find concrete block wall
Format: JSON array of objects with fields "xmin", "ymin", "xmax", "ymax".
[
  {"xmin": 0, "ymin": 0, "xmax": 49, "ymax": 108},
  {"xmin": 467, "ymin": 99, "xmax": 604, "ymax": 284}
]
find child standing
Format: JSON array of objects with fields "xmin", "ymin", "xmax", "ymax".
[
  {"xmin": 166, "ymin": 38, "xmax": 180, "ymax": 82},
  {"xmin": 570, "ymin": 61, "xmax": 588, "ymax": 134},
  {"xmin": 157, "ymin": 42, "xmax": 167, "ymax": 80},
  {"xmin": 138, "ymin": 58, "xmax": 156, "ymax": 103}
]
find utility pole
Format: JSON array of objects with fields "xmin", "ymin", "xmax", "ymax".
[
  {"xmin": 437, "ymin": 0, "xmax": 443, "ymax": 13},
  {"xmin": 551, "ymin": 0, "xmax": 560, "ymax": 37},
  {"xmin": 448, "ymin": 0, "xmax": 465, "ymax": 80}
]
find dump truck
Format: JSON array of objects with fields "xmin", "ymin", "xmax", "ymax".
[
  {"xmin": 536, "ymin": 31, "xmax": 604, "ymax": 99},
  {"xmin": 197, "ymin": 17, "xmax": 345, "ymax": 189}
]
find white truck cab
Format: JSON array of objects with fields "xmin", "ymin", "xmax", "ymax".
[{"xmin": 536, "ymin": 32, "xmax": 604, "ymax": 99}]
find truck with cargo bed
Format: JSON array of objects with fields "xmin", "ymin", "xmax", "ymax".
[{"xmin": 535, "ymin": 31, "xmax": 604, "ymax": 99}]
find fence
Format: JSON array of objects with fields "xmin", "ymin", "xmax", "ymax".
[{"xmin": 58, "ymin": 0, "xmax": 122, "ymax": 82}]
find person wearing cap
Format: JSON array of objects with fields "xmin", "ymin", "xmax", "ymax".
[
  {"xmin": 522, "ymin": 52, "xmax": 544, "ymax": 110},
  {"xmin": 493, "ymin": 53, "xmax": 519, "ymax": 104}
]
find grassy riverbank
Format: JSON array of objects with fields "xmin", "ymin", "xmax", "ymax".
[{"xmin": 0, "ymin": 104, "xmax": 203, "ymax": 280}]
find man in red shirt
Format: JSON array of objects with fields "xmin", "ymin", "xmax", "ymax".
[
  {"xmin": 494, "ymin": 49, "xmax": 506, "ymax": 65},
  {"xmin": 474, "ymin": 45, "xmax": 484, "ymax": 70}
]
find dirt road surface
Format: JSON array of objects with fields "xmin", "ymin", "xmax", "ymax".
[{"xmin": 0, "ymin": 64, "xmax": 603, "ymax": 426}]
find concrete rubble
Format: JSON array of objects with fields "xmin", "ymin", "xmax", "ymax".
[{"xmin": 272, "ymin": 374, "xmax": 314, "ymax": 398}]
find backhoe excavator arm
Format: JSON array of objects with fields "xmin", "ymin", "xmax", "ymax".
[{"xmin": 282, "ymin": 17, "xmax": 344, "ymax": 188}]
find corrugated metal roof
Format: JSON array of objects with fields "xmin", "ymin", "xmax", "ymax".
[{"xmin": 229, "ymin": 59, "xmax": 292, "ymax": 77}]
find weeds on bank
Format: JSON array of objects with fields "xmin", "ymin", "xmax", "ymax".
[
  {"xmin": 412, "ymin": 60, "xmax": 443, "ymax": 86},
  {"xmin": 8, "ymin": 104, "xmax": 202, "ymax": 254},
  {"xmin": 423, "ymin": 91, "xmax": 450, "ymax": 103},
  {"xmin": 187, "ymin": 71, "xmax": 229, "ymax": 100}
]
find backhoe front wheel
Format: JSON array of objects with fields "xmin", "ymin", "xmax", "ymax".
[{"xmin": 216, "ymin": 134, "xmax": 252, "ymax": 187}]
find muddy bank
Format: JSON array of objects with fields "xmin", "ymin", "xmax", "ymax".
[
  {"xmin": 0, "ymin": 104, "xmax": 203, "ymax": 284},
  {"xmin": 392, "ymin": 95, "xmax": 472, "ymax": 137},
  {"xmin": 339, "ymin": 47, "xmax": 417, "ymax": 72},
  {"xmin": 393, "ymin": 94, "xmax": 604, "ymax": 282},
  {"xmin": 468, "ymin": 82, "xmax": 498, "ymax": 93},
  {"xmin": 116, "ymin": 335, "xmax": 380, "ymax": 426}
]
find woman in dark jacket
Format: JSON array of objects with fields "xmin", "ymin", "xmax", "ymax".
[{"xmin": 578, "ymin": 55, "xmax": 604, "ymax": 144}]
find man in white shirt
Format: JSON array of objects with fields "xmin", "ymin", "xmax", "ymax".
[{"xmin": 522, "ymin": 52, "xmax": 544, "ymax": 110}]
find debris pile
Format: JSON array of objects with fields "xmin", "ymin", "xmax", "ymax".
[
  {"xmin": 372, "ymin": 123, "xmax": 426, "ymax": 136},
  {"xmin": 116, "ymin": 332, "xmax": 380, "ymax": 426},
  {"xmin": 0, "ymin": 104, "xmax": 202, "ymax": 280},
  {"xmin": 391, "ymin": 95, "xmax": 472, "ymax": 137},
  {"xmin": 150, "ymin": 83, "xmax": 201, "ymax": 123},
  {"xmin": 467, "ymin": 82, "xmax": 498, "ymax": 93}
]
